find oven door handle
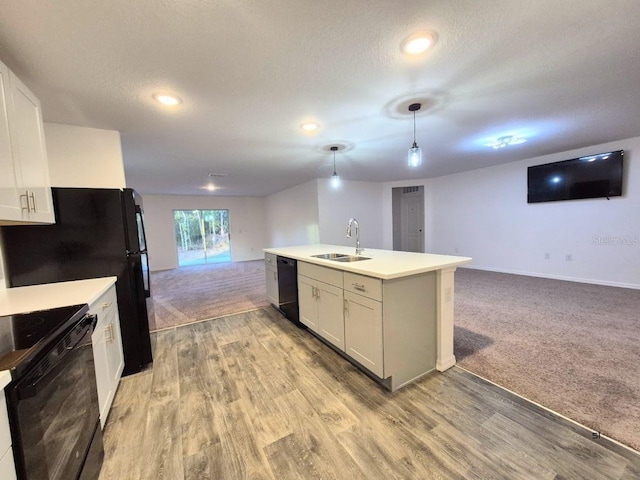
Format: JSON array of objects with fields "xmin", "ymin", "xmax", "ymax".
[{"xmin": 17, "ymin": 315, "xmax": 97, "ymax": 400}]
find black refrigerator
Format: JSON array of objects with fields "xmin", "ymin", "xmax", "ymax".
[{"xmin": 0, "ymin": 187, "xmax": 153, "ymax": 376}]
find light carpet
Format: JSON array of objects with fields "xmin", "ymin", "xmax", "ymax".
[
  {"xmin": 454, "ymin": 268, "xmax": 640, "ymax": 451},
  {"xmin": 150, "ymin": 260, "xmax": 268, "ymax": 330}
]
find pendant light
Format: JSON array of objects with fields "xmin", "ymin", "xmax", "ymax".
[
  {"xmin": 330, "ymin": 146, "xmax": 341, "ymax": 188},
  {"xmin": 408, "ymin": 103, "xmax": 422, "ymax": 167}
]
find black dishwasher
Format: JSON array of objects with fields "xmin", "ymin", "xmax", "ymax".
[{"xmin": 276, "ymin": 256, "xmax": 303, "ymax": 328}]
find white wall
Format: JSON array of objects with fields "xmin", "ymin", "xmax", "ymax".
[
  {"xmin": 44, "ymin": 123, "xmax": 126, "ymax": 188},
  {"xmin": 265, "ymin": 180, "xmax": 320, "ymax": 247},
  {"xmin": 383, "ymin": 137, "xmax": 640, "ymax": 288},
  {"xmin": 143, "ymin": 194, "xmax": 267, "ymax": 271},
  {"xmin": 317, "ymin": 179, "xmax": 384, "ymax": 249}
]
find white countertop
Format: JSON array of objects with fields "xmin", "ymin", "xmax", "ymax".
[
  {"xmin": 264, "ymin": 245, "xmax": 472, "ymax": 280},
  {"xmin": 0, "ymin": 277, "xmax": 117, "ymax": 317}
]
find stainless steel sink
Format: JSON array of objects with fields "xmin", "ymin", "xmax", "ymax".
[
  {"xmin": 311, "ymin": 253, "xmax": 348, "ymax": 259},
  {"xmin": 332, "ymin": 255, "xmax": 371, "ymax": 262}
]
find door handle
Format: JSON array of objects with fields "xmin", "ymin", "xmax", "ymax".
[
  {"xmin": 343, "ymin": 298, "xmax": 349, "ymax": 315},
  {"xmin": 28, "ymin": 191, "xmax": 37, "ymax": 212},
  {"xmin": 273, "ymin": 271, "xmax": 277, "ymax": 281},
  {"xmin": 102, "ymin": 302, "xmax": 112, "ymax": 310},
  {"xmin": 352, "ymin": 283, "xmax": 366, "ymax": 292},
  {"xmin": 19, "ymin": 191, "xmax": 29, "ymax": 216},
  {"xmin": 105, "ymin": 324, "xmax": 114, "ymax": 343}
]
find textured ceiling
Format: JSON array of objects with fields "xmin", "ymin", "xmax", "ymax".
[{"xmin": 1, "ymin": 0, "xmax": 639, "ymax": 196}]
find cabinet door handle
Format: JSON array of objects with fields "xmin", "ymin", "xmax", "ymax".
[
  {"xmin": 102, "ymin": 302, "xmax": 112, "ymax": 310},
  {"xmin": 28, "ymin": 191, "xmax": 37, "ymax": 212},
  {"xmin": 19, "ymin": 192, "xmax": 29, "ymax": 216},
  {"xmin": 352, "ymin": 283, "xmax": 366, "ymax": 292},
  {"xmin": 343, "ymin": 298, "xmax": 349, "ymax": 315},
  {"xmin": 273, "ymin": 271, "xmax": 277, "ymax": 281}
]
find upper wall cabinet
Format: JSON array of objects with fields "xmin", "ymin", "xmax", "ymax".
[{"xmin": 0, "ymin": 59, "xmax": 54, "ymax": 224}]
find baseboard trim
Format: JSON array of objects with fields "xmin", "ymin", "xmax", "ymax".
[
  {"xmin": 459, "ymin": 265, "xmax": 640, "ymax": 290},
  {"xmin": 436, "ymin": 355, "xmax": 456, "ymax": 372}
]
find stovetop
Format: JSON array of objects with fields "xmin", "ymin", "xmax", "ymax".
[{"xmin": 0, "ymin": 304, "xmax": 89, "ymax": 376}]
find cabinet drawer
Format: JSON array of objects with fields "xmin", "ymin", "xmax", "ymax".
[
  {"xmin": 299, "ymin": 261, "xmax": 343, "ymax": 288},
  {"xmin": 90, "ymin": 285, "xmax": 118, "ymax": 328},
  {"xmin": 344, "ymin": 272, "xmax": 382, "ymax": 301},
  {"xmin": 265, "ymin": 252, "xmax": 277, "ymax": 267}
]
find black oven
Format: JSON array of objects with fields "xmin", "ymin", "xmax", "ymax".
[{"xmin": 0, "ymin": 305, "xmax": 103, "ymax": 480}]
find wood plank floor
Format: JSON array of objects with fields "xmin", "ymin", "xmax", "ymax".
[{"xmin": 99, "ymin": 307, "xmax": 640, "ymax": 480}]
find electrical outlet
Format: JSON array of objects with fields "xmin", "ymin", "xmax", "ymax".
[
  {"xmin": 565, "ymin": 254, "xmax": 573, "ymax": 261},
  {"xmin": 545, "ymin": 253, "xmax": 550, "ymax": 260}
]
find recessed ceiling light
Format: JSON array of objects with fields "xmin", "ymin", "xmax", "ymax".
[
  {"xmin": 205, "ymin": 184, "xmax": 216, "ymax": 191},
  {"xmin": 301, "ymin": 122, "xmax": 319, "ymax": 132},
  {"xmin": 401, "ymin": 32, "xmax": 436, "ymax": 55},
  {"xmin": 152, "ymin": 93, "xmax": 182, "ymax": 106}
]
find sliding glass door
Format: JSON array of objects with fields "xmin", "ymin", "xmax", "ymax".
[{"xmin": 173, "ymin": 209, "xmax": 231, "ymax": 266}]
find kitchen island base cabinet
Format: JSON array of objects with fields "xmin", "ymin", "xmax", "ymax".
[
  {"xmin": 344, "ymin": 291, "xmax": 383, "ymax": 377},
  {"xmin": 90, "ymin": 284, "xmax": 125, "ymax": 429},
  {"xmin": 298, "ymin": 263, "xmax": 345, "ymax": 352},
  {"xmin": 299, "ymin": 260, "xmax": 438, "ymax": 391},
  {"xmin": 382, "ymin": 272, "xmax": 437, "ymax": 391}
]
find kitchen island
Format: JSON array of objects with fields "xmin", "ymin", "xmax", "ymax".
[{"xmin": 264, "ymin": 244, "xmax": 472, "ymax": 391}]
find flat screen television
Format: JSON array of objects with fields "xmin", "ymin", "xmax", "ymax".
[{"xmin": 527, "ymin": 150, "xmax": 623, "ymax": 203}]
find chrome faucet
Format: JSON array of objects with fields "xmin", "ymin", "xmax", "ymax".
[{"xmin": 346, "ymin": 218, "xmax": 364, "ymax": 255}]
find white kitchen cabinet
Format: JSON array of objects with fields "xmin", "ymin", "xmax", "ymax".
[
  {"xmin": 295, "ymin": 257, "xmax": 439, "ymax": 390},
  {"xmin": 344, "ymin": 291, "xmax": 383, "ymax": 377},
  {"xmin": 0, "ymin": 61, "xmax": 22, "ymax": 221},
  {"xmin": 265, "ymin": 253, "xmax": 279, "ymax": 306},
  {"xmin": 0, "ymin": 448, "xmax": 17, "ymax": 480},
  {"xmin": 298, "ymin": 275, "xmax": 319, "ymax": 331},
  {"xmin": 0, "ymin": 389, "xmax": 16, "ymax": 480},
  {"xmin": 90, "ymin": 284, "xmax": 124, "ymax": 429},
  {"xmin": 0, "ymin": 58, "xmax": 54, "ymax": 224},
  {"xmin": 298, "ymin": 266, "xmax": 345, "ymax": 352}
]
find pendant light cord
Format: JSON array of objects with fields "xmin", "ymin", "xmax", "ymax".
[{"xmin": 413, "ymin": 109, "xmax": 416, "ymax": 145}]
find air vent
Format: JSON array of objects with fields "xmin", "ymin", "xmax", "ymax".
[
  {"xmin": 208, "ymin": 173, "xmax": 228, "ymax": 178},
  {"xmin": 403, "ymin": 186, "xmax": 420, "ymax": 194}
]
